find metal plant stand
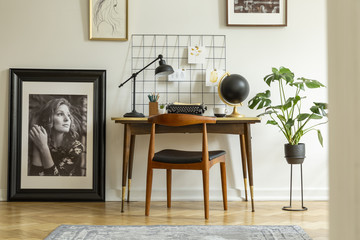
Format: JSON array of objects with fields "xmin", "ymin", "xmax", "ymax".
[{"xmin": 282, "ymin": 164, "xmax": 308, "ymax": 211}]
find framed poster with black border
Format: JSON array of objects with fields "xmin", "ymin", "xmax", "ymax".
[
  {"xmin": 227, "ymin": 0, "xmax": 287, "ymax": 27},
  {"xmin": 8, "ymin": 69, "xmax": 106, "ymax": 201}
]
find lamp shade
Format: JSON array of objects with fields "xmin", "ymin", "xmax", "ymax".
[
  {"xmin": 155, "ymin": 59, "xmax": 174, "ymax": 76},
  {"xmin": 119, "ymin": 54, "xmax": 174, "ymax": 117}
]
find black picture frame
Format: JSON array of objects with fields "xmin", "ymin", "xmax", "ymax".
[
  {"xmin": 226, "ymin": 0, "xmax": 287, "ymax": 27},
  {"xmin": 8, "ymin": 69, "xmax": 106, "ymax": 201}
]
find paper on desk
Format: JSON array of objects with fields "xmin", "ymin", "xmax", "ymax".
[{"xmin": 173, "ymin": 102, "xmax": 201, "ymax": 105}]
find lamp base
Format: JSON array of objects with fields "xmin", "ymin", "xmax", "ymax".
[{"xmin": 123, "ymin": 110, "xmax": 145, "ymax": 118}]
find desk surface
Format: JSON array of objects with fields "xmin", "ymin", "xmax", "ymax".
[{"xmin": 111, "ymin": 116, "xmax": 261, "ymax": 124}]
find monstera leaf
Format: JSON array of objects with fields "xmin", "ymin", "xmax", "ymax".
[{"xmin": 248, "ymin": 67, "xmax": 328, "ymax": 146}]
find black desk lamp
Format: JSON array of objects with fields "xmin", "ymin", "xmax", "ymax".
[{"xmin": 119, "ymin": 54, "xmax": 174, "ymax": 117}]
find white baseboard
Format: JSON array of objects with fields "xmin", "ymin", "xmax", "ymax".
[
  {"xmin": 0, "ymin": 188, "xmax": 328, "ymax": 202},
  {"xmin": 0, "ymin": 189, "xmax": 6, "ymax": 201},
  {"xmin": 252, "ymin": 188, "xmax": 328, "ymax": 201},
  {"xmin": 105, "ymin": 187, "xmax": 329, "ymax": 201}
]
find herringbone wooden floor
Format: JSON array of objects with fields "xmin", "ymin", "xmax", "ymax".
[{"xmin": 0, "ymin": 201, "xmax": 328, "ymax": 239}]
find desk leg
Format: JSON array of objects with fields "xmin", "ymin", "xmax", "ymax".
[
  {"xmin": 127, "ymin": 135, "xmax": 136, "ymax": 202},
  {"xmin": 245, "ymin": 124, "xmax": 255, "ymax": 212},
  {"xmin": 122, "ymin": 124, "xmax": 131, "ymax": 213},
  {"xmin": 239, "ymin": 134, "xmax": 248, "ymax": 201}
]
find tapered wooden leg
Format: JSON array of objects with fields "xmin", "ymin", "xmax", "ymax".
[
  {"xmin": 167, "ymin": 169, "xmax": 172, "ymax": 208},
  {"xmin": 121, "ymin": 124, "xmax": 131, "ymax": 213},
  {"xmin": 127, "ymin": 135, "xmax": 136, "ymax": 202},
  {"xmin": 145, "ymin": 168, "xmax": 153, "ymax": 216},
  {"xmin": 220, "ymin": 162, "xmax": 228, "ymax": 210},
  {"xmin": 240, "ymin": 134, "xmax": 248, "ymax": 201},
  {"xmin": 245, "ymin": 124, "xmax": 255, "ymax": 212},
  {"xmin": 202, "ymin": 168, "xmax": 210, "ymax": 220}
]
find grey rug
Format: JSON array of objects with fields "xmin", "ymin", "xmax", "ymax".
[{"xmin": 45, "ymin": 225, "xmax": 312, "ymax": 240}]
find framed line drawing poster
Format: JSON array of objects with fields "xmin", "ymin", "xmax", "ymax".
[
  {"xmin": 89, "ymin": 0, "xmax": 128, "ymax": 40},
  {"xmin": 8, "ymin": 69, "xmax": 106, "ymax": 201},
  {"xmin": 227, "ymin": 0, "xmax": 287, "ymax": 27}
]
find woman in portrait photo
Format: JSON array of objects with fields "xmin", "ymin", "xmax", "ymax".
[{"xmin": 28, "ymin": 97, "xmax": 87, "ymax": 176}]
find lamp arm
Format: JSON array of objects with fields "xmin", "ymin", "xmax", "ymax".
[
  {"xmin": 118, "ymin": 73, "xmax": 136, "ymax": 88},
  {"xmin": 118, "ymin": 54, "xmax": 163, "ymax": 88}
]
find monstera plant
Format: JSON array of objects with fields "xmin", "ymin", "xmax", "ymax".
[{"xmin": 248, "ymin": 67, "xmax": 328, "ymax": 164}]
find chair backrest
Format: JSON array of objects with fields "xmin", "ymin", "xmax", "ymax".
[
  {"xmin": 147, "ymin": 114, "xmax": 216, "ymax": 166},
  {"xmin": 148, "ymin": 114, "xmax": 216, "ymax": 126}
]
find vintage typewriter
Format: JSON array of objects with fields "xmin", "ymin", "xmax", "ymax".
[{"xmin": 166, "ymin": 102, "xmax": 207, "ymax": 115}]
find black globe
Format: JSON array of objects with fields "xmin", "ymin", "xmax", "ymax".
[{"xmin": 219, "ymin": 74, "xmax": 250, "ymax": 105}]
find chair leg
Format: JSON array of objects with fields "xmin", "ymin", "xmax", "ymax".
[
  {"xmin": 220, "ymin": 162, "xmax": 228, "ymax": 210},
  {"xmin": 167, "ymin": 169, "xmax": 172, "ymax": 208},
  {"xmin": 145, "ymin": 168, "xmax": 153, "ymax": 216},
  {"xmin": 202, "ymin": 168, "xmax": 209, "ymax": 220}
]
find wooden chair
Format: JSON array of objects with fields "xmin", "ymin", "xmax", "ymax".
[{"xmin": 145, "ymin": 114, "xmax": 227, "ymax": 219}]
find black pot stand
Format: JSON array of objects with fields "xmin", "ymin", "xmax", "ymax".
[
  {"xmin": 282, "ymin": 143, "xmax": 308, "ymax": 211},
  {"xmin": 282, "ymin": 163, "xmax": 308, "ymax": 211}
]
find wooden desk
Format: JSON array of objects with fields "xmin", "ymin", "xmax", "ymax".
[{"xmin": 111, "ymin": 116, "xmax": 261, "ymax": 212}]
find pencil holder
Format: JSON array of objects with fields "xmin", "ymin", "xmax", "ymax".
[{"xmin": 149, "ymin": 102, "xmax": 159, "ymax": 116}]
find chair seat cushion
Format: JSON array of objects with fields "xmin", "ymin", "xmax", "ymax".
[{"xmin": 153, "ymin": 149, "xmax": 226, "ymax": 164}]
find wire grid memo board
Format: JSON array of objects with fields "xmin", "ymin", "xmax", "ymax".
[{"xmin": 131, "ymin": 34, "xmax": 227, "ymax": 116}]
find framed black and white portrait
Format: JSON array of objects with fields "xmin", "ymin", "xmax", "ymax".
[
  {"xmin": 227, "ymin": 0, "xmax": 287, "ymax": 26},
  {"xmin": 8, "ymin": 69, "xmax": 106, "ymax": 201}
]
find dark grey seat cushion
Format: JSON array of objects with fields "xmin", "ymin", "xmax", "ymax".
[{"xmin": 153, "ymin": 149, "xmax": 226, "ymax": 164}]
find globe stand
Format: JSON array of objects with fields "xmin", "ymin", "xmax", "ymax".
[{"xmin": 227, "ymin": 105, "xmax": 244, "ymax": 118}]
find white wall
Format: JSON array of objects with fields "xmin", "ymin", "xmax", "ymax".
[{"xmin": 0, "ymin": 0, "xmax": 328, "ymax": 201}]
